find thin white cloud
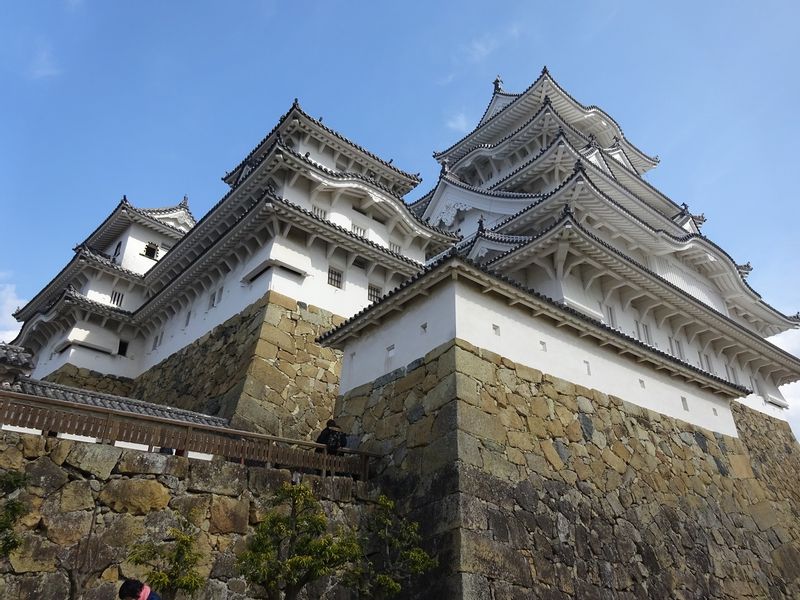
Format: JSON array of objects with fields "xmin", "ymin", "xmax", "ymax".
[
  {"xmin": 0, "ymin": 282, "xmax": 26, "ymax": 344},
  {"xmin": 29, "ymin": 43, "xmax": 61, "ymax": 80},
  {"xmin": 465, "ymin": 35, "xmax": 498, "ymax": 63},
  {"xmin": 436, "ymin": 73, "xmax": 456, "ymax": 86},
  {"xmin": 768, "ymin": 329, "xmax": 800, "ymax": 438},
  {"xmin": 445, "ymin": 112, "xmax": 470, "ymax": 134}
]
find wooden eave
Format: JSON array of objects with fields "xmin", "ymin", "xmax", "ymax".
[
  {"xmin": 486, "ymin": 218, "xmax": 800, "ymax": 385},
  {"xmin": 266, "ymin": 142, "xmax": 456, "ymax": 246},
  {"xmin": 319, "ymin": 256, "xmax": 749, "ymax": 398}
]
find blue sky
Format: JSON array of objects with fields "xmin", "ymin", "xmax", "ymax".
[{"xmin": 2, "ymin": 1, "xmax": 799, "ymax": 429}]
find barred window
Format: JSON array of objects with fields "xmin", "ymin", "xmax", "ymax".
[
  {"xmin": 351, "ymin": 224, "xmax": 366, "ymax": 237},
  {"xmin": 368, "ymin": 284, "xmax": 382, "ymax": 303},
  {"xmin": 328, "ymin": 267, "xmax": 343, "ymax": 289},
  {"xmin": 389, "ymin": 242, "xmax": 402, "ymax": 254},
  {"xmin": 312, "ymin": 205, "xmax": 328, "ymax": 220},
  {"xmin": 110, "ymin": 290, "xmax": 124, "ymax": 307},
  {"xmin": 143, "ymin": 242, "xmax": 159, "ymax": 259}
]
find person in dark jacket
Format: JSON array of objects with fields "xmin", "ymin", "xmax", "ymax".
[
  {"xmin": 119, "ymin": 579, "xmax": 162, "ymax": 600},
  {"xmin": 315, "ymin": 419, "xmax": 347, "ymax": 455}
]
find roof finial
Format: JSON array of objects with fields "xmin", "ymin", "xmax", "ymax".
[
  {"xmin": 541, "ymin": 65, "xmax": 549, "ymax": 76},
  {"xmin": 180, "ymin": 194, "xmax": 189, "ymax": 208},
  {"xmin": 122, "ymin": 194, "xmax": 128, "ymax": 204},
  {"xmin": 736, "ymin": 262, "xmax": 753, "ymax": 278},
  {"xmin": 573, "ymin": 160, "xmax": 584, "ymax": 173},
  {"xmin": 493, "ymin": 75, "xmax": 504, "ymax": 93},
  {"xmin": 542, "ymin": 94, "xmax": 552, "ymax": 106},
  {"xmin": 440, "ymin": 159, "xmax": 450, "ymax": 176},
  {"xmin": 562, "ymin": 202, "xmax": 573, "ymax": 217},
  {"xmin": 292, "ymin": 97, "xmax": 300, "ymax": 107},
  {"xmin": 478, "ymin": 214, "xmax": 485, "ymax": 233}
]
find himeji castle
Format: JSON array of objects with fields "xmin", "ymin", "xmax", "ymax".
[
  {"xmin": 11, "ymin": 67, "xmax": 800, "ymax": 438},
  {"xmin": 8, "ymin": 68, "xmax": 800, "ymax": 599}
]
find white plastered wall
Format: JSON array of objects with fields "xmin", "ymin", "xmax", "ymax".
[{"xmin": 338, "ymin": 279, "xmax": 753, "ymax": 437}]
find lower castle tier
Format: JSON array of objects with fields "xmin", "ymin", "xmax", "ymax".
[{"xmin": 12, "ymin": 68, "xmax": 800, "ymax": 440}]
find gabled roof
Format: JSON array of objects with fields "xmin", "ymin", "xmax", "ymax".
[
  {"xmin": 434, "ymin": 67, "xmax": 658, "ymax": 173},
  {"xmin": 317, "ymin": 253, "xmax": 752, "ymax": 398},
  {"xmin": 14, "ymin": 244, "xmax": 144, "ymax": 321},
  {"xmin": 224, "ymin": 100, "xmax": 421, "ymax": 195},
  {"xmin": 82, "ymin": 196, "xmax": 191, "ymax": 253}
]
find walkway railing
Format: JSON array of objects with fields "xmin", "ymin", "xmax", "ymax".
[{"xmin": 0, "ymin": 389, "xmax": 372, "ymax": 480}]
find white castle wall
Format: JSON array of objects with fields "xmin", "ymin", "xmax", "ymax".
[{"xmin": 336, "ymin": 278, "xmax": 774, "ymax": 437}]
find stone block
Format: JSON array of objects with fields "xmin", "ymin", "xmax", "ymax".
[
  {"xmin": 65, "ymin": 443, "xmax": 122, "ymax": 480},
  {"xmin": 25, "ymin": 456, "xmax": 69, "ymax": 494},
  {"xmin": 459, "ymin": 529, "xmax": 533, "ymax": 587},
  {"xmin": 43, "ymin": 509, "xmax": 93, "ymax": 545},
  {"xmin": 0, "ymin": 445, "xmax": 24, "ymax": 470},
  {"xmin": 60, "ymin": 480, "xmax": 94, "ymax": 512},
  {"xmin": 117, "ymin": 450, "xmax": 168, "ymax": 475},
  {"xmin": 749, "ymin": 501, "xmax": 780, "ymax": 531},
  {"xmin": 210, "ymin": 496, "xmax": 249, "ymax": 534},
  {"xmin": 99, "ymin": 479, "xmax": 170, "ymax": 514},
  {"xmin": 9, "ymin": 533, "xmax": 58, "ymax": 573},
  {"xmin": 458, "ymin": 403, "xmax": 507, "ymax": 445},
  {"xmin": 540, "ymin": 440, "xmax": 565, "ymax": 471},
  {"xmin": 454, "ymin": 347, "xmax": 496, "ymax": 384},
  {"xmin": 728, "ymin": 454, "xmax": 754, "ymax": 479},
  {"xmin": 189, "ymin": 460, "xmax": 247, "ymax": 496}
]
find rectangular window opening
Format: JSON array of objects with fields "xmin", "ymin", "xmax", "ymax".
[
  {"xmin": 584, "ymin": 360, "xmax": 591, "ymax": 376},
  {"xmin": 117, "ymin": 340, "xmax": 129, "ymax": 357},
  {"xmin": 143, "ymin": 242, "xmax": 159, "ymax": 260},
  {"xmin": 681, "ymin": 396, "xmax": 689, "ymax": 412},
  {"xmin": 328, "ymin": 267, "xmax": 343, "ymax": 289},
  {"xmin": 368, "ymin": 284, "xmax": 382, "ymax": 303},
  {"xmin": 540, "ymin": 341, "xmax": 547, "ymax": 352},
  {"xmin": 639, "ymin": 379, "xmax": 646, "ymax": 389},
  {"xmin": 110, "ymin": 291, "xmax": 124, "ymax": 307},
  {"xmin": 492, "ymin": 324, "xmax": 501, "ymax": 336},
  {"xmin": 389, "ymin": 242, "xmax": 402, "ymax": 254},
  {"xmin": 312, "ymin": 205, "xmax": 328, "ymax": 220}
]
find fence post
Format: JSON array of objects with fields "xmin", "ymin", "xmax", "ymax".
[
  {"xmin": 102, "ymin": 412, "xmax": 114, "ymax": 444},
  {"xmin": 360, "ymin": 454, "xmax": 369, "ymax": 482}
]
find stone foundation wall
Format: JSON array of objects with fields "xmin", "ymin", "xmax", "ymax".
[
  {"xmin": 337, "ymin": 338, "xmax": 800, "ymax": 599},
  {"xmin": 228, "ymin": 291, "xmax": 343, "ymax": 439},
  {"xmin": 43, "ymin": 366, "xmax": 134, "ymax": 398},
  {"xmin": 44, "ymin": 291, "xmax": 344, "ymax": 440},
  {"xmin": 0, "ymin": 431, "xmax": 367, "ymax": 600}
]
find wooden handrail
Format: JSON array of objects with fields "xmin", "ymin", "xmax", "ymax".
[{"xmin": 0, "ymin": 388, "xmax": 376, "ymax": 479}]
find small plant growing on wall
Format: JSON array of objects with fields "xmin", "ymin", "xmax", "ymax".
[
  {"xmin": 128, "ymin": 513, "xmax": 205, "ymax": 600},
  {"xmin": 0, "ymin": 471, "xmax": 26, "ymax": 558},
  {"xmin": 237, "ymin": 482, "xmax": 361, "ymax": 600},
  {"xmin": 345, "ymin": 495, "xmax": 437, "ymax": 599}
]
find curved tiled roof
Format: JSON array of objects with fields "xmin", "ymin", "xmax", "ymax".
[
  {"xmin": 434, "ymin": 67, "xmax": 658, "ymax": 169},
  {"xmin": 0, "ymin": 343, "xmax": 34, "ymax": 371},
  {"xmin": 486, "ymin": 213, "xmax": 800, "ymax": 342},
  {"xmin": 233, "ymin": 138, "xmax": 457, "ymax": 241},
  {"xmin": 17, "ymin": 378, "xmax": 228, "ymax": 427},
  {"xmin": 225, "ymin": 100, "xmax": 421, "ymax": 188},
  {"xmin": 74, "ymin": 245, "xmax": 144, "ymax": 281}
]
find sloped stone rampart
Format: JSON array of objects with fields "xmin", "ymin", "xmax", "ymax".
[
  {"xmin": 337, "ymin": 338, "xmax": 800, "ymax": 599},
  {"xmin": 45, "ymin": 291, "xmax": 344, "ymax": 440},
  {"xmin": 0, "ymin": 432, "xmax": 367, "ymax": 600}
]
